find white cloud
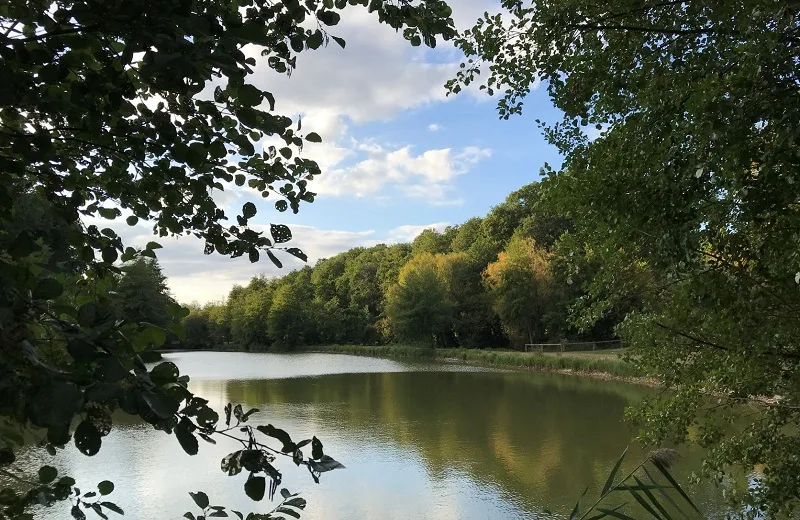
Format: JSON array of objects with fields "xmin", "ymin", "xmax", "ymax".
[
  {"xmin": 427, "ymin": 123, "xmax": 441, "ymax": 132},
  {"xmin": 310, "ymin": 143, "xmax": 491, "ymax": 205},
  {"xmin": 386, "ymin": 222, "xmax": 451, "ymax": 243}
]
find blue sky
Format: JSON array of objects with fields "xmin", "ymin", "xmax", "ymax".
[{"xmin": 101, "ymin": 0, "xmax": 567, "ymax": 304}]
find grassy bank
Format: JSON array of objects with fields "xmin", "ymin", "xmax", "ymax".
[{"xmin": 301, "ymin": 344, "xmax": 646, "ymax": 381}]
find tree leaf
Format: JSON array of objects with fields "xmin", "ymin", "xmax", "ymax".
[
  {"xmin": 29, "ymin": 381, "xmax": 83, "ymax": 428},
  {"xmin": 98, "ymin": 481, "xmax": 114, "ymax": 496},
  {"xmin": 284, "ymin": 248, "xmax": 307, "ymax": 262},
  {"xmin": 283, "ymin": 497, "xmax": 306, "ymax": 509},
  {"xmin": 311, "ymin": 437, "xmax": 323, "ymax": 460},
  {"xmin": 308, "ymin": 455, "xmax": 345, "ymax": 472},
  {"xmin": 72, "ymin": 505, "xmax": 86, "ymax": 520},
  {"xmin": 150, "ymin": 361, "xmax": 180, "ymax": 385},
  {"xmin": 242, "ymin": 202, "xmax": 257, "ymax": 219},
  {"xmin": 100, "ymin": 502, "xmax": 123, "ymax": 515},
  {"xmin": 305, "ymin": 132, "xmax": 322, "ymax": 143},
  {"xmin": 331, "ymin": 36, "xmax": 346, "ymax": 49},
  {"xmin": 38, "ymin": 465, "xmax": 57, "ymax": 484},
  {"xmin": 176, "ymin": 418, "xmax": 199, "ymax": 456},
  {"xmin": 256, "ymin": 424, "xmax": 294, "ymax": 452},
  {"xmin": 266, "ymin": 250, "xmax": 282, "ymax": 268},
  {"xmin": 276, "ymin": 507, "xmax": 300, "ymax": 519},
  {"xmin": 237, "ymin": 84, "xmax": 262, "ymax": 107},
  {"xmin": 189, "ymin": 491, "xmax": 209, "ymax": 510},
  {"xmin": 270, "ymin": 224, "xmax": 291, "ymax": 244},
  {"xmin": 74, "ymin": 420, "xmax": 102, "ymax": 456},
  {"xmin": 33, "ymin": 278, "xmax": 63, "ymax": 300},
  {"xmin": 244, "ymin": 476, "xmax": 266, "ymax": 501},
  {"xmin": 141, "ymin": 390, "xmax": 179, "ymax": 419}
]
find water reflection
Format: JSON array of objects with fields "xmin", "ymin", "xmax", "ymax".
[{"xmin": 11, "ymin": 353, "xmax": 727, "ymax": 519}]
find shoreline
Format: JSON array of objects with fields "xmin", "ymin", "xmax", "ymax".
[
  {"xmin": 296, "ymin": 344, "xmax": 658, "ymax": 387},
  {"xmin": 161, "ymin": 344, "xmax": 657, "ymax": 386}
]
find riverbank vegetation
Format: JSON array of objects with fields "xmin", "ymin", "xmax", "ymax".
[{"xmin": 299, "ymin": 344, "xmax": 641, "ymax": 379}]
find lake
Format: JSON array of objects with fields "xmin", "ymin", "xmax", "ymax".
[{"xmin": 14, "ymin": 351, "xmax": 731, "ymax": 519}]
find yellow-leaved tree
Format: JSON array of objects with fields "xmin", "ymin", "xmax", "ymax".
[{"xmin": 485, "ymin": 235, "xmax": 555, "ymax": 346}]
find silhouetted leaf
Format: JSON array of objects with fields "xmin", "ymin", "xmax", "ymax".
[
  {"xmin": 100, "ymin": 502, "xmax": 123, "ymax": 515},
  {"xmin": 244, "ymin": 476, "xmax": 266, "ymax": 501},
  {"xmin": 33, "ymin": 278, "xmax": 63, "ymax": 300},
  {"xmin": 311, "ymin": 437, "xmax": 323, "ymax": 460},
  {"xmin": 308, "ymin": 455, "xmax": 344, "ymax": 472},
  {"xmin": 74, "ymin": 420, "xmax": 102, "ymax": 456},
  {"xmin": 266, "ymin": 250, "xmax": 282, "ymax": 268},
  {"xmin": 176, "ymin": 418, "xmax": 199, "ymax": 455},
  {"xmin": 242, "ymin": 202, "xmax": 257, "ymax": 219},
  {"xmin": 38, "ymin": 465, "xmax": 57, "ymax": 484},
  {"xmin": 256, "ymin": 425, "xmax": 294, "ymax": 452},
  {"xmin": 270, "ymin": 224, "xmax": 291, "ymax": 243},
  {"xmin": 189, "ymin": 491, "xmax": 209, "ymax": 509},
  {"xmin": 97, "ymin": 481, "xmax": 114, "ymax": 496}
]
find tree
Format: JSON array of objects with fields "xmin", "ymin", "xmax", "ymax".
[
  {"xmin": 449, "ymin": 217, "xmax": 483, "ymax": 254},
  {"xmin": 410, "ymin": 228, "xmax": 451, "ymax": 255},
  {"xmin": 483, "ymin": 182, "xmax": 571, "ymax": 251},
  {"xmin": 385, "ymin": 253, "xmax": 454, "ymax": 346},
  {"xmin": 485, "ymin": 236, "xmax": 555, "ymax": 346},
  {"xmin": 111, "ymin": 257, "xmax": 175, "ymax": 328},
  {"xmin": 268, "ymin": 268, "xmax": 318, "ymax": 348},
  {"xmin": 0, "ymin": 0, "xmax": 456, "ymax": 517},
  {"xmin": 450, "ymin": 0, "xmax": 800, "ymax": 515},
  {"xmin": 437, "ymin": 252, "xmax": 505, "ymax": 348}
]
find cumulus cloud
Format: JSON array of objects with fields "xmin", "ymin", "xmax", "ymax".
[
  {"xmin": 311, "ymin": 143, "xmax": 491, "ymax": 205},
  {"xmin": 427, "ymin": 123, "xmax": 441, "ymax": 132}
]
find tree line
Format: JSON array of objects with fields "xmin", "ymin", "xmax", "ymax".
[{"xmin": 179, "ymin": 182, "xmax": 633, "ymax": 351}]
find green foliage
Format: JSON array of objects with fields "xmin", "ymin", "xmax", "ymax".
[
  {"xmin": 0, "ymin": 0, "xmax": 457, "ymax": 516},
  {"xmin": 485, "ymin": 236, "xmax": 556, "ymax": 344},
  {"xmin": 111, "ymin": 257, "xmax": 175, "ymax": 328},
  {"xmin": 182, "ymin": 181, "xmax": 624, "ymax": 353},
  {"xmin": 385, "ymin": 253, "xmax": 455, "ymax": 346},
  {"xmin": 450, "ymin": 0, "xmax": 800, "ymax": 515}
]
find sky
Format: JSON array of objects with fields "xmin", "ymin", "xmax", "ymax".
[{"xmin": 103, "ymin": 0, "xmax": 566, "ymax": 305}]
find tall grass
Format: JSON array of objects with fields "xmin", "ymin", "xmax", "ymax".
[{"xmin": 302, "ymin": 344, "xmax": 642, "ymax": 379}]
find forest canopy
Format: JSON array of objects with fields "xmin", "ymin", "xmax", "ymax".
[{"xmin": 180, "ymin": 181, "xmax": 624, "ymax": 352}]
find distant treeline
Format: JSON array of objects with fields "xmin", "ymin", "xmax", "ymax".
[{"xmin": 181, "ymin": 182, "xmax": 638, "ymax": 351}]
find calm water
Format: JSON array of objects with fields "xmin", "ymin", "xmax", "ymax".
[{"xmin": 13, "ymin": 352, "xmax": 730, "ymax": 519}]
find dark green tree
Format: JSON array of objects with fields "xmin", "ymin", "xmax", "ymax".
[
  {"xmin": 0, "ymin": 0, "xmax": 456, "ymax": 516},
  {"xmin": 450, "ymin": 0, "xmax": 800, "ymax": 515},
  {"xmin": 111, "ymin": 257, "xmax": 174, "ymax": 328}
]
